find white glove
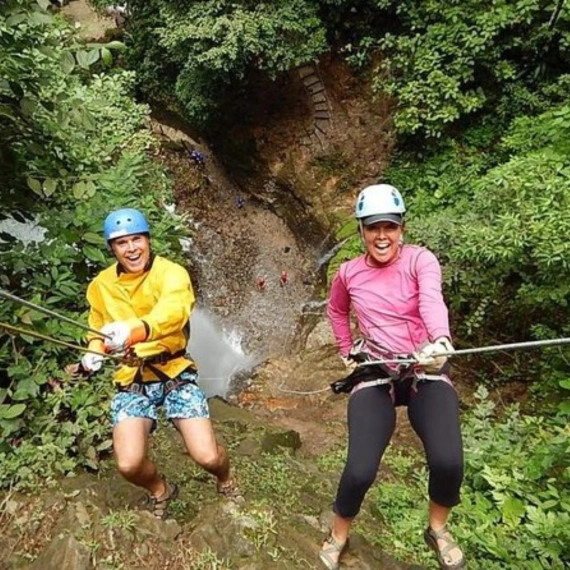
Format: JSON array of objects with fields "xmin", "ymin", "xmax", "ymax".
[
  {"xmin": 81, "ymin": 352, "xmax": 105, "ymax": 372},
  {"xmin": 415, "ymin": 337, "xmax": 454, "ymax": 372},
  {"xmin": 101, "ymin": 319, "xmax": 147, "ymax": 352},
  {"xmin": 101, "ymin": 321, "xmax": 132, "ymax": 352}
]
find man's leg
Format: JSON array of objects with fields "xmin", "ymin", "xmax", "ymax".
[
  {"xmin": 113, "ymin": 416, "xmax": 168, "ymax": 497},
  {"xmin": 172, "ymin": 417, "xmax": 231, "ymax": 483},
  {"xmin": 165, "ymin": 381, "xmax": 234, "ymax": 487},
  {"xmin": 111, "ymin": 390, "xmax": 167, "ymax": 498}
]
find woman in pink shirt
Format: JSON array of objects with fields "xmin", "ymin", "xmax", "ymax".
[{"xmin": 320, "ymin": 185, "xmax": 465, "ymax": 570}]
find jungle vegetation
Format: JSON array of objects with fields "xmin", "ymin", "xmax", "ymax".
[{"xmin": 1, "ymin": 1, "xmax": 569, "ymax": 567}]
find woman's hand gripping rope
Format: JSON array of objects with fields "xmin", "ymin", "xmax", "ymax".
[{"xmin": 413, "ymin": 337, "xmax": 455, "ymax": 373}]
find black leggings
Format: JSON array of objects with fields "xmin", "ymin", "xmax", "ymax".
[{"xmin": 333, "ymin": 379, "xmax": 463, "ymax": 518}]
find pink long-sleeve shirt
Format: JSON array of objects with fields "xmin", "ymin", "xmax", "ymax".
[{"xmin": 327, "ymin": 245, "xmax": 450, "ymax": 357}]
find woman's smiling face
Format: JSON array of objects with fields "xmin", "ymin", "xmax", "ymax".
[{"xmin": 361, "ymin": 220, "xmax": 403, "ymax": 266}]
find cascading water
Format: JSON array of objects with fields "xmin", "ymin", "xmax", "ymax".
[
  {"xmin": 315, "ymin": 235, "xmax": 353, "ymax": 271},
  {"xmin": 188, "ymin": 308, "xmax": 254, "ymax": 396},
  {"xmin": 176, "ymin": 151, "xmax": 326, "ymax": 397},
  {"xmin": 148, "ymin": 118, "xmax": 345, "ymax": 398}
]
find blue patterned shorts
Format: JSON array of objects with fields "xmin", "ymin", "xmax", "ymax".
[{"xmin": 111, "ymin": 370, "xmax": 209, "ymax": 428}]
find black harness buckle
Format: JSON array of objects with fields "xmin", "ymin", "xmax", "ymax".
[{"xmin": 330, "ymin": 364, "xmax": 395, "ymax": 394}]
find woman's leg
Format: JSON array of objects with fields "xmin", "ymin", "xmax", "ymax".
[
  {"xmin": 325, "ymin": 386, "xmax": 396, "ymax": 554},
  {"xmin": 408, "ymin": 380, "xmax": 464, "ymax": 565}
]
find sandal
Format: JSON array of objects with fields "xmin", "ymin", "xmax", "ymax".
[
  {"xmin": 148, "ymin": 479, "xmax": 178, "ymax": 519},
  {"xmin": 217, "ymin": 478, "xmax": 244, "ymax": 502},
  {"xmin": 424, "ymin": 525, "xmax": 466, "ymax": 569},
  {"xmin": 319, "ymin": 532, "xmax": 348, "ymax": 570}
]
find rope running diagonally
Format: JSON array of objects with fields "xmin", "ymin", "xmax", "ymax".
[
  {"xmin": 0, "ymin": 288, "xmax": 110, "ymax": 340},
  {"xmin": 0, "ymin": 321, "xmax": 121, "ymax": 361}
]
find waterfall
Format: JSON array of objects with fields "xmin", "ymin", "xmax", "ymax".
[
  {"xmin": 188, "ymin": 308, "xmax": 254, "ymax": 397},
  {"xmin": 315, "ymin": 236, "xmax": 352, "ymax": 271}
]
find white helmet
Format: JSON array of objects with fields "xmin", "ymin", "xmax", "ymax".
[{"xmin": 354, "ymin": 184, "xmax": 406, "ymax": 225}]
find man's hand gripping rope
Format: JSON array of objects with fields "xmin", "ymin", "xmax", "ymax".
[
  {"xmin": 77, "ymin": 324, "xmax": 147, "ymax": 376},
  {"xmin": 74, "ymin": 319, "xmax": 148, "ymax": 375}
]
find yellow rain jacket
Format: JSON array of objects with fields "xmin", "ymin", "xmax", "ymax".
[{"xmin": 86, "ymin": 255, "xmax": 196, "ymax": 386}]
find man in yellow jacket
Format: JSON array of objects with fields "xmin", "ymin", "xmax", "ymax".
[{"xmin": 80, "ymin": 208, "xmax": 239, "ymax": 518}]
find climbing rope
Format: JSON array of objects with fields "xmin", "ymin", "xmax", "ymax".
[
  {"xmin": 0, "ymin": 289, "xmax": 110, "ymax": 339},
  {"xmin": 0, "ymin": 321, "xmax": 120, "ymax": 361},
  {"xmin": 276, "ymin": 379, "xmax": 330, "ymax": 396},
  {"xmin": 277, "ymin": 336, "xmax": 570, "ymax": 396}
]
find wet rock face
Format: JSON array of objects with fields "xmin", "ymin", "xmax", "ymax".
[
  {"xmin": 165, "ymin": 148, "xmax": 329, "ymax": 365},
  {"xmin": 157, "ymin": 55, "xmax": 394, "ymax": 372}
]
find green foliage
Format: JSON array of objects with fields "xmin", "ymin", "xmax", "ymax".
[
  {"xmin": 457, "ymin": 387, "xmax": 570, "ymax": 568},
  {"xmin": 350, "ymin": 0, "xmax": 570, "ymax": 138},
  {"xmin": 404, "ymin": 100, "xmax": 570, "ymax": 347},
  {"xmin": 0, "ymin": 0, "xmax": 187, "ymax": 488},
  {"xmin": 0, "ymin": 376, "xmax": 114, "ymax": 489},
  {"xmin": 239, "ymin": 451, "xmax": 304, "ymax": 510},
  {"xmin": 188, "ymin": 548, "xmax": 232, "ymax": 570},
  {"xmin": 125, "ymin": 0, "xmax": 328, "ymax": 124}
]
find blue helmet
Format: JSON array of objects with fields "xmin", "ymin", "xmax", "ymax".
[{"xmin": 103, "ymin": 208, "xmax": 150, "ymax": 242}]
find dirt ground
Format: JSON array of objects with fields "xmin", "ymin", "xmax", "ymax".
[{"xmin": 60, "ymin": 0, "xmax": 116, "ymax": 40}]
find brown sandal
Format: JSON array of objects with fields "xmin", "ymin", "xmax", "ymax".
[
  {"xmin": 217, "ymin": 478, "xmax": 244, "ymax": 502},
  {"xmin": 319, "ymin": 532, "xmax": 348, "ymax": 570},
  {"xmin": 148, "ymin": 479, "xmax": 178, "ymax": 519},
  {"xmin": 424, "ymin": 525, "xmax": 466, "ymax": 569}
]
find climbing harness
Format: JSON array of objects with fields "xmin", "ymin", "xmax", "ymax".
[
  {"xmin": 120, "ymin": 350, "xmax": 195, "ymax": 393},
  {"xmin": 0, "ymin": 289, "xmax": 111, "ymax": 340},
  {"xmin": 330, "ymin": 353, "xmax": 416, "ymax": 394},
  {"xmin": 117, "ymin": 370, "xmax": 197, "ymax": 395},
  {"xmin": 278, "ymin": 335, "xmax": 570, "ymax": 396}
]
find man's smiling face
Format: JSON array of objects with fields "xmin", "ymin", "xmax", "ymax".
[{"xmin": 110, "ymin": 233, "xmax": 150, "ymax": 273}]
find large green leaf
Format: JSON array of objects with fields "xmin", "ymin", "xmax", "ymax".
[
  {"xmin": 27, "ymin": 177, "xmax": 42, "ymax": 196},
  {"xmin": 82, "ymin": 245, "xmax": 107, "ymax": 264},
  {"xmin": 43, "ymin": 178, "xmax": 57, "ymax": 197},
  {"xmin": 0, "ymin": 403, "xmax": 26, "ymax": 420}
]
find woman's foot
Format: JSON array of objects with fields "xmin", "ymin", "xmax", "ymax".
[
  {"xmin": 319, "ymin": 532, "xmax": 348, "ymax": 570},
  {"xmin": 424, "ymin": 525, "xmax": 466, "ymax": 569}
]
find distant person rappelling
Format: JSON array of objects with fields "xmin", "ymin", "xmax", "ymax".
[
  {"xmin": 189, "ymin": 149, "xmax": 205, "ymax": 169},
  {"xmin": 279, "ymin": 270, "xmax": 289, "ymax": 287}
]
